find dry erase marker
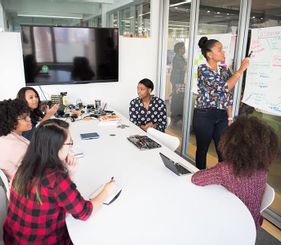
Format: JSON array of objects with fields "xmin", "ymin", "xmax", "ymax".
[{"xmin": 247, "ymin": 51, "xmax": 253, "ymax": 57}]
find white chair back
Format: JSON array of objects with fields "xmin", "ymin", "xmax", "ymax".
[
  {"xmin": 147, "ymin": 128, "xmax": 180, "ymax": 151},
  {"xmin": 0, "ymin": 170, "xmax": 9, "ymax": 245},
  {"xmin": 0, "ymin": 169, "xmax": 9, "ymax": 200},
  {"xmin": 260, "ymin": 183, "xmax": 275, "ymax": 213}
]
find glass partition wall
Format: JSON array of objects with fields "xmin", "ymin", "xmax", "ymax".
[
  {"xmin": 164, "ymin": 0, "xmax": 191, "ymax": 151},
  {"xmin": 161, "ymin": 0, "xmax": 281, "ymax": 229},
  {"xmin": 239, "ymin": 0, "xmax": 281, "ymax": 229}
]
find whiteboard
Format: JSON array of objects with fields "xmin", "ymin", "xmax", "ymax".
[
  {"xmin": 0, "ymin": 32, "xmax": 25, "ymax": 100},
  {"xmin": 242, "ymin": 26, "xmax": 281, "ymax": 116}
]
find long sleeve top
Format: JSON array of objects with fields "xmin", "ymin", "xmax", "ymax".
[
  {"xmin": 4, "ymin": 169, "xmax": 93, "ymax": 245},
  {"xmin": 0, "ymin": 132, "xmax": 29, "ymax": 182},
  {"xmin": 191, "ymin": 162, "xmax": 267, "ymax": 227},
  {"xmin": 129, "ymin": 96, "xmax": 167, "ymax": 132}
]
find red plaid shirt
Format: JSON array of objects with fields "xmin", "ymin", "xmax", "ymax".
[{"xmin": 4, "ymin": 169, "xmax": 93, "ymax": 245}]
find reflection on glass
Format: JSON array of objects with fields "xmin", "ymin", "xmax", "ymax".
[
  {"xmin": 239, "ymin": 0, "xmax": 281, "ymax": 227},
  {"xmin": 164, "ymin": 0, "xmax": 191, "ymax": 152},
  {"xmin": 170, "ymin": 42, "xmax": 187, "ymax": 125}
]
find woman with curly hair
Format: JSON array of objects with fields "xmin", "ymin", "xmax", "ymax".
[
  {"xmin": 191, "ymin": 116, "xmax": 279, "ymax": 227},
  {"xmin": 17, "ymin": 87, "xmax": 59, "ymax": 140},
  {"xmin": 4, "ymin": 119, "xmax": 116, "ymax": 244},
  {"xmin": 0, "ymin": 99, "xmax": 32, "ymax": 182}
]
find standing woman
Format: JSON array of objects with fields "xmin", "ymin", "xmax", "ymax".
[
  {"xmin": 4, "ymin": 119, "xmax": 116, "ymax": 244},
  {"xmin": 193, "ymin": 37, "xmax": 250, "ymax": 169},
  {"xmin": 17, "ymin": 87, "xmax": 59, "ymax": 140},
  {"xmin": 0, "ymin": 99, "xmax": 31, "ymax": 182},
  {"xmin": 129, "ymin": 78, "xmax": 167, "ymax": 132}
]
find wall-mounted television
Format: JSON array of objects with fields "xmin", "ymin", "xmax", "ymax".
[{"xmin": 21, "ymin": 25, "xmax": 119, "ymax": 85}]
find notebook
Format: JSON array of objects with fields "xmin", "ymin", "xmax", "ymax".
[
  {"xmin": 127, "ymin": 135, "xmax": 161, "ymax": 150},
  {"xmin": 89, "ymin": 182, "xmax": 122, "ymax": 205},
  {"xmin": 80, "ymin": 132, "xmax": 100, "ymax": 140},
  {"xmin": 159, "ymin": 152, "xmax": 191, "ymax": 176}
]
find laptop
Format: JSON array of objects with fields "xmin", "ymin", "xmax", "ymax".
[
  {"xmin": 159, "ymin": 152, "xmax": 191, "ymax": 176},
  {"xmin": 127, "ymin": 135, "xmax": 161, "ymax": 150}
]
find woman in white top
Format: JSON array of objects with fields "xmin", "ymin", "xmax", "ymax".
[{"xmin": 0, "ymin": 99, "xmax": 32, "ymax": 182}]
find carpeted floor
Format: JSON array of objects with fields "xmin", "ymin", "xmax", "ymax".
[{"xmin": 256, "ymin": 228, "xmax": 281, "ymax": 245}]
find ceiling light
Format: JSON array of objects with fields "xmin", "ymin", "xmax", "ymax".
[
  {"xmin": 170, "ymin": 0, "xmax": 191, "ymax": 8},
  {"xmin": 17, "ymin": 13, "xmax": 82, "ymax": 19}
]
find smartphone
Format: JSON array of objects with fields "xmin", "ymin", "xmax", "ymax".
[
  {"xmin": 247, "ymin": 51, "xmax": 253, "ymax": 57},
  {"xmin": 80, "ymin": 132, "xmax": 100, "ymax": 140}
]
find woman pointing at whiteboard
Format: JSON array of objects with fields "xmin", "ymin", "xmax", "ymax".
[{"xmin": 193, "ymin": 36, "xmax": 250, "ymax": 170}]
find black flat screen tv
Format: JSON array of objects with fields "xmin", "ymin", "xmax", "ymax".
[{"xmin": 21, "ymin": 25, "xmax": 119, "ymax": 85}]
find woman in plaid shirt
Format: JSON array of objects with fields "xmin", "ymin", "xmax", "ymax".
[{"xmin": 4, "ymin": 119, "xmax": 116, "ymax": 245}]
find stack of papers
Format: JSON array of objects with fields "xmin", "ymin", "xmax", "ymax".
[{"xmin": 99, "ymin": 114, "xmax": 121, "ymax": 126}]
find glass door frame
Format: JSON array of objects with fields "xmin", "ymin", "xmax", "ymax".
[{"xmin": 157, "ymin": 0, "xmax": 281, "ymax": 229}]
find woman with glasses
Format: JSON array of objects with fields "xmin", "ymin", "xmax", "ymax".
[
  {"xmin": 4, "ymin": 118, "xmax": 116, "ymax": 244},
  {"xmin": 17, "ymin": 87, "xmax": 59, "ymax": 140},
  {"xmin": 0, "ymin": 99, "xmax": 32, "ymax": 182}
]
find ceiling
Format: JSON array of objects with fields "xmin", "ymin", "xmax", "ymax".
[{"xmin": 1, "ymin": 0, "xmax": 120, "ymax": 28}]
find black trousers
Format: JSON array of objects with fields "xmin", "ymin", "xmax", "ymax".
[{"xmin": 193, "ymin": 108, "xmax": 228, "ymax": 170}]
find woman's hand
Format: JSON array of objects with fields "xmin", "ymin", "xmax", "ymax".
[
  {"xmin": 44, "ymin": 103, "xmax": 60, "ymax": 120},
  {"xmin": 238, "ymin": 57, "xmax": 250, "ymax": 73},
  {"xmin": 64, "ymin": 153, "xmax": 79, "ymax": 177},
  {"xmin": 90, "ymin": 178, "xmax": 117, "ymax": 213},
  {"xmin": 103, "ymin": 178, "xmax": 117, "ymax": 196}
]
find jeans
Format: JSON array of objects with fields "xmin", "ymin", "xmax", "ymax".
[{"xmin": 193, "ymin": 108, "xmax": 228, "ymax": 170}]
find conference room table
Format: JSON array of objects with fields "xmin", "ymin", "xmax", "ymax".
[{"xmin": 66, "ymin": 112, "xmax": 256, "ymax": 245}]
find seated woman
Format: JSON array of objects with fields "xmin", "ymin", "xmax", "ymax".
[
  {"xmin": 191, "ymin": 117, "xmax": 279, "ymax": 227},
  {"xmin": 0, "ymin": 99, "xmax": 31, "ymax": 182},
  {"xmin": 129, "ymin": 78, "xmax": 167, "ymax": 132},
  {"xmin": 4, "ymin": 119, "xmax": 116, "ymax": 244},
  {"xmin": 17, "ymin": 87, "xmax": 59, "ymax": 140}
]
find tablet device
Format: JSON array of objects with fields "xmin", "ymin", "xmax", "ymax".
[{"xmin": 80, "ymin": 132, "xmax": 100, "ymax": 140}]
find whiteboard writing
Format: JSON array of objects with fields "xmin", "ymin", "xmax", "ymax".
[{"xmin": 243, "ymin": 26, "xmax": 281, "ymax": 116}]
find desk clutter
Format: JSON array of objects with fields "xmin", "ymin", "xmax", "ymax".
[
  {"xmin": 127, "ymin": 135, "xmax": 161, "ymax": 150},
  {"xmin": 47, "ymin": 96, "xmax": 118, "ymax": 122}
]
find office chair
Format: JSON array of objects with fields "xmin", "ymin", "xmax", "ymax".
[
  {"xmin": 260, "ymin": 183, "xmax": 275, "ymax": 213},
  {"xmin": 147, "ymin": 128, "xmax": 180, "ymax": 151},
  {"xmin": 0, "ymin": 170, "xmax": 9, "ymax": 245},
  {"xmin": 0, "ymin": 170, "xmax": 9, "ymax": 200}
]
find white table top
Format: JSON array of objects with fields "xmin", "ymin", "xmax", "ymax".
[{"xmin": 66, "ymin": 114, "xmax": 256, "ymax": 245}]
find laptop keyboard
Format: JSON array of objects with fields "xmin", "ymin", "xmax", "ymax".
[
  {"xmin": 175, "ymin": 163, "xmax": 190, "ymax": 174},
  {"xmin": 127, "ymin": 135, "xmax": 161, "ymax": 150}
]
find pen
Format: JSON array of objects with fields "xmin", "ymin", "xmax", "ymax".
[
  {"xmin": 111, "ymin": 176, "xmax": 114, "ymax": 181},
  {"xmin": 247, "ymin": 51, "xmax": 253, "ymax": 57}
]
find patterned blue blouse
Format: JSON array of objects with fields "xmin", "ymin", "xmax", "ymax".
[
  {"xmin": 129, "ymin": 96, "xmax": 167, "ymax": 132},
  {"xmin": 195, "ymin": 64, "xmax": 233, "ymax": 110}
]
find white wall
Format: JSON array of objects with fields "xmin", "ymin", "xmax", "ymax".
[
  {"xmin": 34, "ymin": 0, "xmax": 161, "ymax": 118},
  {"xmin": 0, "ymin": 32, "xmax": 25, "ymax": 100},
  {"xmin": 0, "ymin": 0, "xmax": 161, "ymax": 118}
]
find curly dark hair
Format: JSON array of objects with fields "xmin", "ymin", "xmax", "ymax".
[
  {"xmin": 218, "ymin": 116, "xmax": 280, "ymax": 177},
  {"xmin": 0, "ymin": 99, "xmax": 30, "ymax": 136}
]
